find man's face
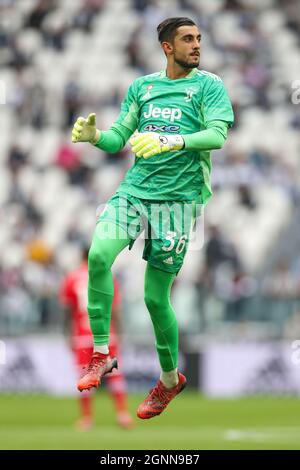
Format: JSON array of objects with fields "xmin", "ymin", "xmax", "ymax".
[{"xmin": 168, "ymin": 25, "xmax": 201, "ymax": 69}]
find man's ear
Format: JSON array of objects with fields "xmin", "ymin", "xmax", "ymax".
[{"xmin": 161, "ymin": 41, "xmax": 173, "ymax": 56}]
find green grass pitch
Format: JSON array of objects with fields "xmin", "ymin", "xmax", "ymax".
[{"xmin": 0, "ymin": 392, "xmax": 299, "ymax": 449}]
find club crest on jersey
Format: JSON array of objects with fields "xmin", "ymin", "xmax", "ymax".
[{"xmin": 184, "ymin": 86, "xmax": 197, "ymax": 102}]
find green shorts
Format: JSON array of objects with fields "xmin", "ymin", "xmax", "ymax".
[{"xmin": 97, "ymin": 192, "xmax": 202, "ymax": 274}]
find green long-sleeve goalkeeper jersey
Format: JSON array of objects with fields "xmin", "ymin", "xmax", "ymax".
[{"xmin": 95, "ymin": 68, "xmax": 234, "ymax": 203}]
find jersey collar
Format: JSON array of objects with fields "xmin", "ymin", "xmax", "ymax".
[{"xmin": 160, "ymin": 68, "xmax": 198, "ymax": 80}]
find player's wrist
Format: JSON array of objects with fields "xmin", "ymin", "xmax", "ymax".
[
  {"xmin": 90, "ymin": 129, "xmax": 101, "ymax": 145},
  {"xmin": 161, "ymin": 134, "xmax": 184, "ymax": 151}
]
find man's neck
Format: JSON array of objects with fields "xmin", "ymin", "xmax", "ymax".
[{"xmin": 166, "ymin": 63, "xmax": 194, "ymax": 80}]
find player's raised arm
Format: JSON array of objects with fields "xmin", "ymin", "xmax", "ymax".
[{"xmin": 71, "ymin": 81, "xmax": 139, "ymax": 153}]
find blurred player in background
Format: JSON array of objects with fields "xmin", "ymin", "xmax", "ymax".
[
  {"xmin": 60, "ymin": 248, "xmax": 133, "ymax": 430},
  {"xmin": 71, "ymin": 17, "xmax": 234, "ymax": 419}
]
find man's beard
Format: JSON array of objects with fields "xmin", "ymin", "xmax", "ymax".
[{"xmin": 174, "ymin": 55, "xmax": 199, "ymax": 69}]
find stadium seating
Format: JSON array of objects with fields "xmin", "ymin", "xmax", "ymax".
[{"xmin": 0, "ymin": 0, "xmax": 299, "ymax": 337}]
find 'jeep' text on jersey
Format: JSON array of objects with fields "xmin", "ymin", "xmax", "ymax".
[{"xmin": 114, "ymin": 68, "xmax": 234, "ymax": 203}]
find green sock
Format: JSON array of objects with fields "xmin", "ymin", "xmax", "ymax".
[{"xmin": 144, "ymin": 263, "xmax": 178, "ymax": 372}]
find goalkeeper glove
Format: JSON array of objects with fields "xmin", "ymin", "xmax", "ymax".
[
  {"xmin": 130, "ymin": 132, "xmax": 184, "ymax": 159},
  {"xmin": 71, "ymin": 113, "xmax": 101, "ymax": 144}
]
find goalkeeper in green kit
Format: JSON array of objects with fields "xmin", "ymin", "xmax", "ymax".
[{"xmin": 71, "ymin": 17, "xmax": 234, "ymax": 419}]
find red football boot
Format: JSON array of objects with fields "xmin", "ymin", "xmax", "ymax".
[
  {"xmin": 137, "ymin": 372, "xmax": 187, "ymax": 419},
  {"xmin": 77, "ymin": 352, "xmax": 118, "ymax": 392}
]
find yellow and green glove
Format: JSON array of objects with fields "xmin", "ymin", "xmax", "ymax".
[
  {"xmin": 71, "ymin": 113, "xmax": 101, "ymax": 144},
  {"xmin": 130, "ymin": 132, "xmax": 184, "ymax": 159}
]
